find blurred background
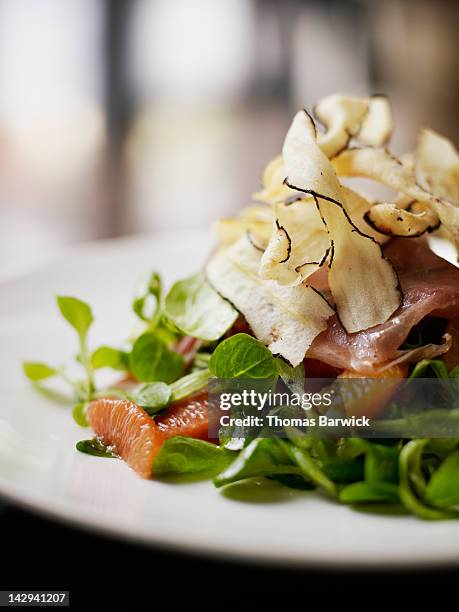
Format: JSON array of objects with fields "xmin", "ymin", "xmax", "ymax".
[{"xmin": 1, "ymin": 0, "xmax": 459, "ymax": 278}]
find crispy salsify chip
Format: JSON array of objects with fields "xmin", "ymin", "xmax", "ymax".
[
  {"xmin": 259, "ymin": 196, "xmax": 330, "ymax": 285},
  {"xmin": 253, "ymin": 155, "xmax": 296, "ymax": 204},
  {"xmin": 282, "ymin": 110, "xmax": 401, "ymax": 333},
  {"xmin": 416, "ymin": 128, "xmax": 459, "ymax": 205},
  {"xmin": 258, "ymin": 185, "xmax": 388, "ymax": 286},
  {"xmin": 313, "ymin": 93, "xmax": 393, "ymax": 158},
  {"xmin": 206, "ymin": 235, "xmax": 334, "ymax": 366},
  {"xmin": 356, "ymin": 95, "xmax": 393, "ymax": 147},
  {"xmin": 340, "ymin": 186, "xmax": 390, "ymax": 244},
  {"xmin": 333, "ymin": 146, "xmax": 459, "ymax": 250},
  {"xmin": 365, "ymin": 201, "xmax": 440, "ymax": 238},
  {"xmin": 215, "ymin": 204, "xmax": 272, "ymax": 247},
  {"xmin": 313, "ymin": 94, "xmax": 368, "ymax": 158}
]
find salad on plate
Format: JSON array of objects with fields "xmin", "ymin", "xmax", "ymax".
[{"xmin": 23, "ymin": 93, "xmax": 459, "ymax": 520}]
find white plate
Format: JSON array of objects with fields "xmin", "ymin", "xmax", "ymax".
[{"xmin": 1, "ymin": 230, "xmax": 459, "ymax": 569}]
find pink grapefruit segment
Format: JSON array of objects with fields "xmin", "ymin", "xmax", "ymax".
[
  {"xmin": 87, "ymin": 390, "xmax": 209, "ymax": 478},
  {"xmin": 156, "ymin": 390, "xmax": 209, "ymax": 440}
]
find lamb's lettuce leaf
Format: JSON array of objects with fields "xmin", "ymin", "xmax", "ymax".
[
  {"xmin": 153, "ymin": 437, "xmax": 233, "ymax": 476},
  {"xmin": 165, "ymin": 272, "xmax": 237, "ymax": 341},
  {"xmin": 209, "ymin": 333, "xmax": 278, "ymax": 379},
  {"xmin": 129, "ymin": 332, "xmax": 184, "ymax": 383}
]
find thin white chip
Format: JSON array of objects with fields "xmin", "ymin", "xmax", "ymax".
[
  {"xmin": 206, "ymin": 236, "xmax": 334, "ymax": 366},
  {"xmin": 282, "ymin": 111, "xmax": 401, "ymax": 333}
]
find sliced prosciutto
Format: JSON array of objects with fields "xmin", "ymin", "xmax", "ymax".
[{"xmin": 307, "ymin": 238, "xmax": 459, "ymax": 372}]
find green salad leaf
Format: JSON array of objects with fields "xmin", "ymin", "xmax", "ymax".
[
  {"xmin": 209, "ymin": 333, "xmax": 278, "ymax": 379},
  {"xmin": 364, "ymin": 443, "xmax": 399, "ymax": 484},
  {"xmin": 22, "ymin": 362, "xmax": 57, "ymax": 381},
  {"xmin": 57, "ymin": 296, "xmax": 95, "ymax": 396},
  {"xmin": 91, "ymin": 346, "xmax": 129, "ymax": 371},
  {"xmin": 214, "ymin": 438, "xmax": 301, "ymax": 488},
  {"xmin": 129, "ymin": 332, "xmax": 184, "ymax": 383},
  {"xmin": 398, "ymin": 440, "xmax": 458, "ymax": 520},
  {"xmin": 133, "ymin": 271, "xmax": 162, "ymax": 326},
  {"xmin": 135, "ymin": 382, "xmax": 171, "ymax": 414},
  {"xmin": 72, "ymin": 402, "xmax": 89, "ymax": 427},
  {"xmin": 339, "ymin": 481, "xmax": 400, "ymax": 504},
  {"xmin": 193, "ymin": 352, "xmax": 211, "ymax": 369},
  {"xmin": 409, "ymin": 359, "xmax": 449, "ymax": 379},
  {"xmin": 170, "ymin": 368, "xmax": 209, "ymax": 402},
  {"xmin": 154, "ymin": 437, "xmax": 233, "ymax": 476},
  {"xmin": 57, "ymin": 296, "xmax": 93, "ymax": 341},
  {"xmin": 122, "ymin": 369, "xmax": 210, "ymax": 416},
  {"xmin": 425, "ymin": 449, "xmax": 459, "ymax": 509},
  {"xmin": 76, "ymin": 438, "xmax": 117, "ymax": 458},
  {"xmin": 165, "ymin": 272, "xmax": 237, "ymax": 341},
  {"xmin": 321, "ymin": 459, "xmax": 364, "ymax": 483},
  {"xmin": 278, "ymin": 439, "xmax": 336, "ymax": 496},
  {"xmin": 23, "ymin": 297, "xmax": 99, "ymax": 401},
  {"xmin": 276, "ymin": 358, "xmax": 305, "ymax": 396}
]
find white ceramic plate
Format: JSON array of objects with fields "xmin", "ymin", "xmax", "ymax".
[{"xmin": 1, "ymin": 230, "xmax": 459, "ymax": 569}]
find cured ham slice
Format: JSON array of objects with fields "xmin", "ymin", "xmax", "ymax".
[{"xmin": 307, "ymin": 238, "xmax": 459, "ymax": 372}]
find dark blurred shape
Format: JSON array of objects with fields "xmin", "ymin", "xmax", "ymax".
[
  {"xmin": 102, "ymin": 0, "xmax": 133, "ymax": 237},
  {"xmin": 2, "ymin": 503, "xmax": 459, "ymax": 600}
]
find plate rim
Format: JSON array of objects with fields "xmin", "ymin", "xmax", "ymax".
[{"xmin": 2, "ymin": 476, "xmax": 459, "ymax": 570}]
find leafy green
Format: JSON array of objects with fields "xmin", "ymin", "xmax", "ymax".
[
  {"xmin": 119, "ymin": 369, "xmax": 209, "ymax": 416},
  {"xmin": 278, "ymin": 439, "xmax": 336, "ymax": 496},
  {"xmin": 214, "ymin": 438, "xmax": 300, "ymax": 488},
  {"xmin": 57, "ymin": 296, "xmax": 94, "ymax": 340},
  {"xmin": 322, "ymin": 459, "xmax": 364, "ymax": 483},
  {"xmin": 91, "ymin": 346, "xmax": 129, "ymax": 371},
  {"xmin": 193, "ymin": 352, "xmax": 211, "ymax": 369},
  {"xmin": 409, "ymin": 359, "xmax": 449, "ymax": 379},
  {"xmin": 337, "ymin": 438, "xmax": 399, "ymax": 485},
  {"xmin": 129, "ymin": 332, "xmax": 184, "ymax": 383},
  {"xmin": 209, "ymin": 334, "xmax": 278, "ymax": 379},
  {"xmin": 425, "ymin": 449, "xmax": 459, "ymax": 508},
  {"xmin": 24, "ymin": 297, "xmax": 102, "ymax": 402},
  {"xmin": 340, "ymin": 481, "xmax": 400, "ymax": 504},
  {"xmin": 22, "ymin": 362, "xmax": 57, "ymax": 381},
  {"xmin": 23, "ymin": 364, "xmax": 88, "ymax": 403},
  {"xmin": 170, "ymin": 368, "xmax": 209, "ymax": 402},
  {"xmin": 56, "ymin": 296, "xmax": 94, "ymax": 396},
  {"xmin": 153, "ymin": 437, "xmax": 233, "ymax": 476},
  {"xmin": 371, "ymin": 409, "xmax": 459, "ymax": 438},
  {"xmin": 364, "ymin": 443, "xmax": 399, "ymax": 484},
  {"xmin": 72, "ymin": 402, "xmax": 89, "ymax": 427},
  {"xmin": 288, "ymin": 436, "xmax": 364, "ymax": 484},
  {"xmin": 133, "ymin": 271, "xmax": 162, "ymax": 327},
  {"xmin": 276, "ymin": 358, "xmax": 305, "ymax": 396},
  {"xmin": 135, "ymin": 383, "xmax": 171, "ymax": 414},
  {"xmin": 76, "ymin": 438, "xmax": 117, "ymax": 458},
  {"xmin": 164, "ymin": 272, "xmax": 237, "ymax": 341},
  {"xmin": 337, "ymin": 437, "xmax": 368, "ymax": 461},
  {"xmin": 398, "ymin": 440, "xmax": 458, "ymax": 520}
]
